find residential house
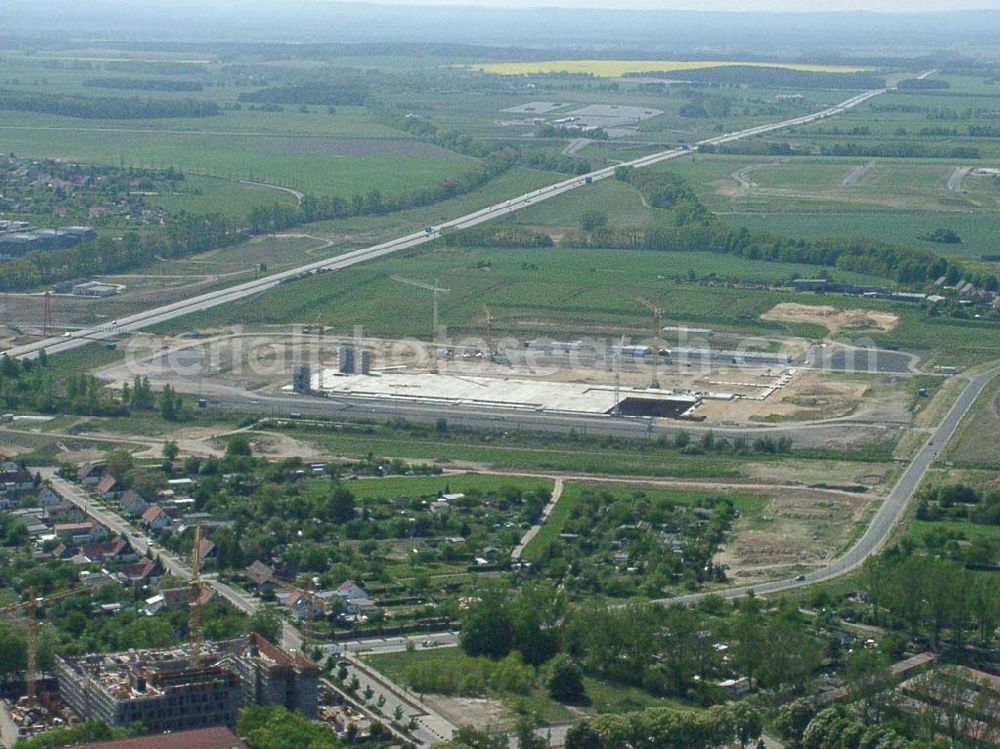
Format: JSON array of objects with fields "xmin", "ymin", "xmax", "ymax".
[
  {"xmin": 244, "ymin": 561, "xmax": 278, "ymax": 595},
  {"xmin": 96, "ymin": 475, "xmax": 121, "ymax": 499},
  {"xmin": 119, "ymin": 489, "xmax": 149, "ymax": 517},
  {"xmin": 279, "ymin": 591, "xmax": 327, "ymax": 621},
  {"xmin": 54, "ymin": 522, "xmax": 108, "ymax": 544},
  {"xmin": 80, "ymin": 538, "xmax": 137, "ymax": 564},
  {"xmin": 37, "ymin": 486, "xmax": 62, "ymax": 507},
  {"xmin": 78, "ymin": 462, "xmax": 105, "ymax": 486},
  {"xmin": 141, "ymin": 505, "xmax": 172, "ymax": 531},
  {"xmin": 144, "ymin": 585, "xmax": 216, "ymax": 616},
  {"xmin": 45, "ymin": 501, "xmax": 85, "ymax": 525},
  {"xmin": 334, "ymin": 580, "xmax": 375, "ymax": 615},
  {"xmin": 0, "ymin": 460, "xmax": 32, "ymax": 488},
  {"xmin": 118, "ymin": 559, "xmax": 158, "ymax": 586},
  {"xmin": 197, "ymin": 537, "xmax": 217, "ymax": 562},
  {"xmin": 430, "ymin": 499, "xmax": 450, "ymax": 514}
]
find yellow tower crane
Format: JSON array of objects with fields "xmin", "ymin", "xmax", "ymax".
[{"xmin": 635, "ymin": 297, "xmax": 663, "ymax": 389}]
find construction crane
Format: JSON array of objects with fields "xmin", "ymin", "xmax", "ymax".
[
  {"xmin": 391, "ymin": 275, "xmax": 450, "ymax": 373},
  {"xmin": 635, "ymin": 297, "xmax": 663, "ymax": 389},
  {"xmin": 0, "ymin": 586, "xmax": 90, "ymax": 706},
  {"xmin": 482, "ymin": 305, "xmax": 495, "ymax": 361},
  {"xmin": 189, "ymin": 524, "xmax": 207, "ymax": 669},
  {"xmin": 612, "ymin": 332, "xmax": 626, "ymax": 417}
]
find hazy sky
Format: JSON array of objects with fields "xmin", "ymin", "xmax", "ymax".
[{"xmin": 332, "ymin": 0, "xmax": 998, "ymax": 9}]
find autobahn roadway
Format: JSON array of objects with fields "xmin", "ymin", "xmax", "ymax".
[{"xmin": 5, "ymin": 84, "xmax": 895, "ymax": 363}]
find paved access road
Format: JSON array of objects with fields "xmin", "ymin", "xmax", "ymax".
[
  {"xmin": 659, "ymin": 365, "xmax": 1000, "ymax": 607},
  {"xmin": 6, "ymin": 86, "xmax": 893, "ymax": 363}
]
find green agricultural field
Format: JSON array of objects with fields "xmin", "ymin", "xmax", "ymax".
[
  {"xmin": 0, "ymin": 107, "xmax": 473, "ymax": 197},
  {"xmin": 725, "ymin": 211, "xmax": 1000, "ymax": 272},
  {"xmin": 145, "ymin": 174, "xmax": 299, "ymax": 217},
  {"xmin": 172, "ymin": 242, "xmax": 901, "ymax": 339},
  {"xmin": 666, "ymin": 154, "xmax": 1000, "ymax": 214}
]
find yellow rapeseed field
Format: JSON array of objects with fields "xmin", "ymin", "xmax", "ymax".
[{"xmin": 470, "ymin": 60, "xmax": 870, "ymax": 77}]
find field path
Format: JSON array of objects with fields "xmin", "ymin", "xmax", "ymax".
[
  {"xmin": 561, "ymin": 138, "xmax": 592, "ymax": 156},
  {"xmin": 842, "ymin": 160, "xmax": 876, "ymax": 186},
  {"xmin": 730, "ymin": 162, "xmax": 780, "ymax": 191},
  {"xmin": 511, "ymin": 477, "xmax": 564, "ymax": 560},
  {"xmin": 947, "ymin": 166, "xmax": 972, "ymax": 192},
  {"xmin": 240, "ymin": 179, "xmax": 305, "ymax": 203}
]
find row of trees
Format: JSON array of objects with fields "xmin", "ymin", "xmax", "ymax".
[
  {"xmin": 0, "ymin": 89, "xmax": 220, "ymax": 119},
  {"xmin": 819, "ymin": 142, "xmax": 980, "ymax": 159},
  {"xmin": 83, "ymin": 77, "xmax": 204, "ymax": 92},
  {"xmin": 565, "ymin": 703, "xmax": 763, "ymax": 749}
]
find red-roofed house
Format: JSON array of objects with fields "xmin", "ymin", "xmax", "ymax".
[
  {"xmin": 118, "ymin": 558, "xmax": 158, "ymax": 585},
  {"xmin": 96, "ymin": 475, "xmax": 121, "ymax": 499},
  {"xmin": 141, "ymin": 505, "xmax": 172, "ymax": 531},
  {"xmin": 68, "ymin": 726, "xmax": 247, "ymax": 749}
]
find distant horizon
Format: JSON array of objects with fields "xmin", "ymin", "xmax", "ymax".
[{"xmin": 291, "ymin": 0, "xmax": 1000, "ymax": 12}]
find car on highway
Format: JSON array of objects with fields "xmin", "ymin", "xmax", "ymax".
[
  {"xmin": 421, "ymin": 639, "xmax": 437, "ymax": 648},
  {"xmin": 794, "ymin": 575, "xmax": 806, "ymax": 582}
]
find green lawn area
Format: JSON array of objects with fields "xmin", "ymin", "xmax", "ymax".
[{"xmin": 364, "ymin": 646, "xmax": 686, "ymax": 721}]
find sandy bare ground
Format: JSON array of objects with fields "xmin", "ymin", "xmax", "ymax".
[
  {"xmin": 761, "ymin": 303, "xmax": 899, "ymax": 335},
  {"xmin": 421, "ymin": 695, "xmax": 513, "ymax": 731},
  {"xmin": 716, "ymin": 487, "xmax": 874, "ymax": 584}
]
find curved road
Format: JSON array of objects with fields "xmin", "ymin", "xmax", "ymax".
[{"xmin": 5, "ymin": 86, "xmax": 891, "ymax": 362}]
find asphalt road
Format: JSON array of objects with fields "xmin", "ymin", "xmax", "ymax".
[
  {"xmin": 5, "ymin": 85, "xmax": 890, "ymax": 363},
  {"xmin": 201, "ymin": 389, "xmax": 900, "ymax": 449}
]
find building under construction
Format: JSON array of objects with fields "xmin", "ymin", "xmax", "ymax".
[{"xmin": 55, "ymin": 634, "xmax": 318, "ymax": 733}]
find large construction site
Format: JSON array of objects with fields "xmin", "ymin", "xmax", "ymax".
[
  {"xmin": 91, "ymin": 320, "xmax": 917, "ymax": 434},
  {"xmin": 55, "ymin": 633, "xmax": 319, "ymax": 733}
]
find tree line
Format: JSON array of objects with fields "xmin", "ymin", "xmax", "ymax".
[
  {"xmin": 917, "ymin": 482, "xmax": 1000, "ymax": 527},
  {"xmin": 82, "ymin": 77, "xmax": 204, "ymax": 92},
  {"xmin": 238, "ymin": 82, "xmax": 369, "ymax": 106},
  {"xmin": 862, "ymin": 550, "xmax": 1000, "ymax": 650},
  {"xmin": 0, "ymin": 89, "xmax": 220, "ymax": 119}
]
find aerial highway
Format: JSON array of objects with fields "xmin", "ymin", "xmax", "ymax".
[{"xmin": 5, "ymin": 83, "xmax": 896, "ymax": 362}]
